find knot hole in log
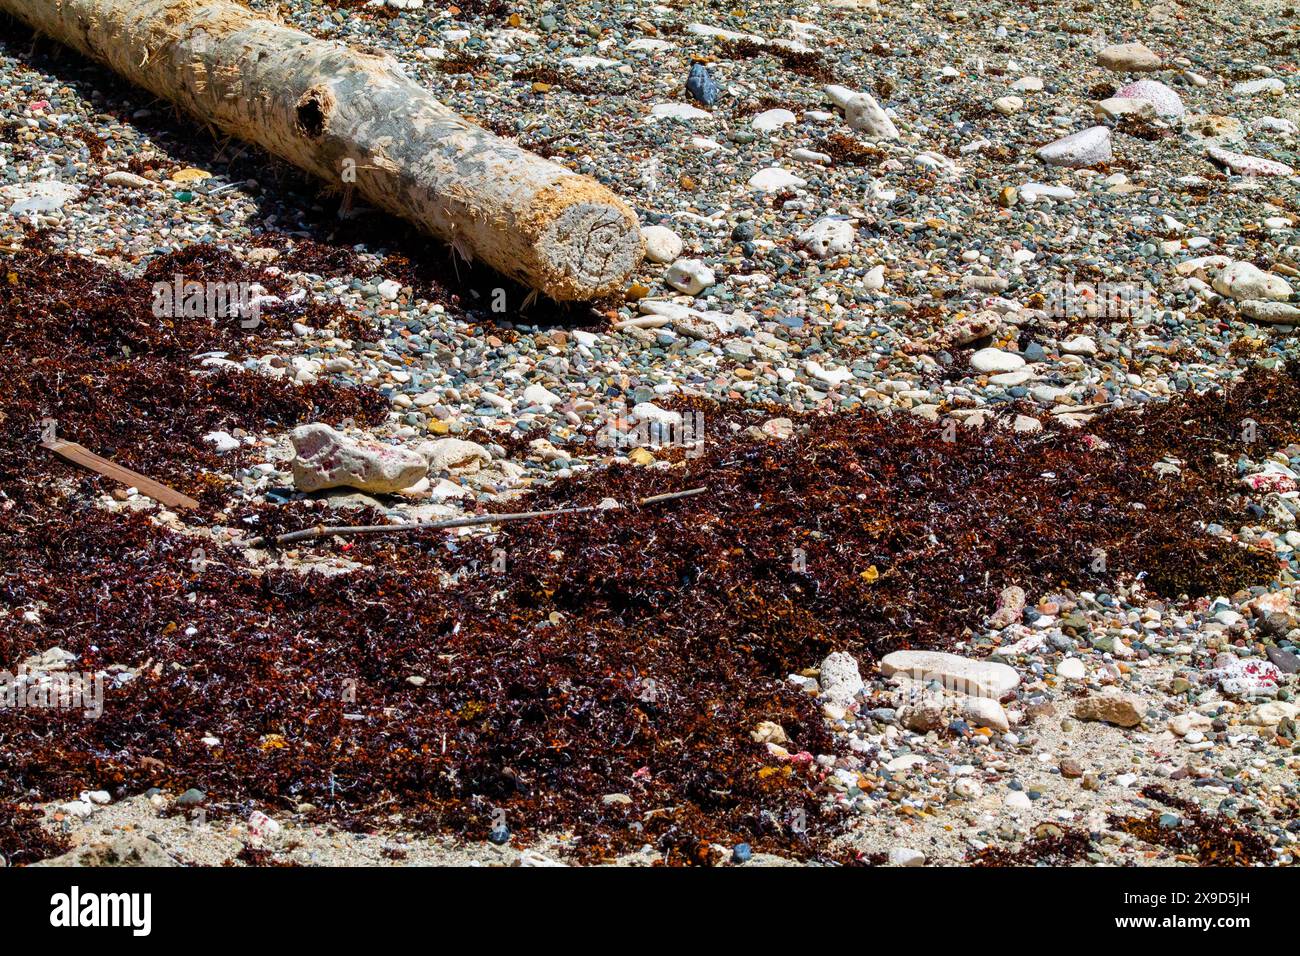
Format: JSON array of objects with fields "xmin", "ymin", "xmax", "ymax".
[{"xmin": 295, "ymin": 85, "xmax": 334, "ymax": 140}]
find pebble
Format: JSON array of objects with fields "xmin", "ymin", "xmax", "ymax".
[
  {"xmin": 1097, "ymin": 42, "xmax": 1162, "ymax": 72},
  {"xmin": 1074, "ymin": 692, "xmax": 1144, "ymax": 728},
  {"xmin": 1212, "ymin": 262, "xmax": 1292, "ymax": 301},
  {"xmin": 1037, "ymin": 127, "xmax": 1112, "ymax": 168},
  {"xmin": 747, "ymin": 167, "xmax": 807, "ymax": 192},
  {"xmin": 751, "ymin": 109, "xmax": 796, "ymax": 133},
  {"xmin": 819, "ymin": 651, "xmax": 864, "ymax": 706},
  {"xmin": 1113, "ymin": 80, "xmax": 1185, "ymax": 118},
  {"xmin": 665, "ymin": 259, "xmax": 716, "ymax": 295},
  {"xmin": 685, "ymin": 63, "xmax": 719, "ymax": 106},
  {"xmin": 970, "ymin": 348, "xmax": 1025, "ymax": 374},
  {"xmin": 641, "ymin": 224, "xmax": 684, "ymax": 264},
  {"xmin": 797, "ymin": 217, "xmax": 856, "ymax": 259}
]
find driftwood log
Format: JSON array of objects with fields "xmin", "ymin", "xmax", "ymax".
[{"xmin": 2, "ymin": 0, "xmax": 644, "ymax": 300}]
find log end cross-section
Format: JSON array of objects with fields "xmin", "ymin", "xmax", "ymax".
[{"xmin": 526, "ymin": 178, "xmax": 644, "ymax": 302}]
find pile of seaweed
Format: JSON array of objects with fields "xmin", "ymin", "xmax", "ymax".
[
  {"xmin": 1, "ymin": 250, "xmax": 1297, "ymax": 864},
  {"xmin": 0, "ymin": 248, "xmax": 386, "ymax": 507},
  {"xmin": 1107, "ymin": 786, "xmax": 1274, "ymax": 866}
]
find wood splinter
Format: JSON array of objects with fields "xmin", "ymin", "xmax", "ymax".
[
  {"xmin": 42, "ymin": 439, "xmax": 201, "ymax": 510},
  {"xmin": 239, "ymin": 487, "xmax": 707, "ymax": 550}
]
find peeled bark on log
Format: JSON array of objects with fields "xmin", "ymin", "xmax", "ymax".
[{"xmin": 2, "ymin": 0, "xmax": 644, "ymax": 300}]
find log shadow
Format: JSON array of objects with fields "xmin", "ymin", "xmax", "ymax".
[{"xmin": 0, "ymin": 14, "xmax": 606, "ymax": 331}]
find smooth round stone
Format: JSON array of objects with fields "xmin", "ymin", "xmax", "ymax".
[{"xmin": 970, "ymin": 348, "xmax": 1026, "ymax": 374}]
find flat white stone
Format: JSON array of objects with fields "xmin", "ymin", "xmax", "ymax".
[
  {"xmin": 751, "ymin": 108, "xmax": 797, "ymax": 132},
  {"xmin": 798, "ymin": 216, "xmax": 855, "ymax": 258},
  {"xmin": 1057, "ymin": 658, "xmax": 1086, "ymax": 680},
  {"xmin": 626, "ymin": 38, "xmax": 673, "ymax": 52},
  {"xmin": 649, "ymin": 103, "xmax": 711, "ymax": 122},
  {"xmin": 1037, "ymin": 126, "xmax": 1112, "ymax": 168},
  {"xmin": 1019, "ymin": 183, "xmax": 1077, "ymax": 202},
  {"xmin": 522, "ymin": 384, "xmax": 561, "ymax": 407},
  {"xmin": 1233, "ymin": 78, "xmax": 1285, "ymax": 97},
  {"xmin": 970, "ymin": 347, "xmax": 1025, "ymax": 374},
  {"xmin": 1207, "ymin": 145, "xmax": 1294, "ymax": 177},
  {"xmin": 1213, "ymin": 261, "xmax": 1292, "ymax": 301},
  {"xmin": 880, "ymin": 650, "xmax": 1020, "ymax": 699},
  {"xmin": 562, "ymin": 56, "xmax": 620, "ymax": 71},
  {"xmin": 0, "ymin": 180, "xmax": 83, "ymax": 215},
  {"xmin": 748, "ymin": 167, "xmax": 807, "ymax": 192},
  {"xmin": 1114, "ymin": 79, "xmax": 1185, "ymax": 118}
]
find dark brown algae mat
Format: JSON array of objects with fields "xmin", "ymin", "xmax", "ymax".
[{"xmin": 2, "ymin": 251, "xmax": 1300, "ymax": 864}]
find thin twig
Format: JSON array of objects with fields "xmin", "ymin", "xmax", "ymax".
[{"xmin": 238, "ymin": 486, "xmax": 708, "ymax": 550}]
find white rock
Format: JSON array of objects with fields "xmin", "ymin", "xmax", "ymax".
[
  {"xmin": 60, "ymin": 800, "xmax": 95, "ymax": 819},
  {"xmin": 1114, "ymin": 80, "xmax": 1185, "ymax": 118},
  {"xmin": 1169, "ymin": 712, "xmax": 1213, "ymax": 736},
  {"xmin": 886, "ymin": 754, "xmax": 927, "ymax": 773},
  {"xmin": 748, "ymin": 167, "xmax": 807, "ymax": 192},
  {"xmin": 863, "ymin": 264, "xmax": 886, "ymax": 291},
  {"xmin": 825, "ymin": 84, "xmax": 898, "ymax": 139},
  {"xmin": 562, "ymin": 55, "xmax": 620, "ymax": 72},
  {"xmin": 752, "ymin": 108, "xmax": 797, "ymax": 133},
  {"xmin": 1233, "ymin": 78, "xmax": 1285, "ymax": 98},
  {"xmin": 1061, "ymin": 335, "xmax": 1098, "ymax": 356},
  {"xmin": 627, "ymin": 38, "xmax": 674, "ymax": 52},
  {"xmin": 790, "ymin": 147, "xmax": 832, "ymax": 164},
  {"xmin": 103, "ymin": 171, "xmax": 156, "ymax": 189},
  {"xmin": 641, "ymin": 225, "xmax": 684, "ymax": 264},
  {"xmin": 1254, "ymin": 116, "xmax": 1298, "ymax": 136},
  {"xmin": 1004, "ymin": 791, "xmax": 1033, "ymax": 811},
  {"xmin": 1037, "ymin": 127, "xmax": 1112, "ymax": 168},
  {"xmin": 630, "ymin": 402, "xmax": 682, "ymax": 426},
  {"xmin": 970, "ymin": 348, "xmax": 1025, "ymax": 374},
  {"xmin": 419, "ymin": 437, "xmax": 492, "ymax": 474},
  {"xmin": 376, "ymin": 279, "xmax": 402, "ymax": 301},
  {"xmin": 665, "ymin": 259, "xmax": 716, "ymax": 295},
  {"xmin": 819, "ymin": 651, "xmax": 864, "ymax": 706},
  {"xmin": 1094, "ymin": 97, "xmax": 1156, "ymax": 120},
  {"xmin": 993, "ymin": 96, "xmax": 1024, "ymax": 115},
  {"xmin": 1245, "ymin": 700, "xmax": 1300, "ymax": 726},
  {"xmin": 805, "ymin": 359, "xmax": 855, "ymax": 387},
  {"xmin": 798, "ymin": 217, "xmax": 855, "ymax": 259},
  {"xmin": 961, "ymin": 696, "xmax": 1010, "ymax": 733},
  {"xmin": 1011, "ymin": 76, "xmax": 1044, "ymax": 93},
  {"xmin": 0, "ymin": 180, "xmax": 83, "ymax": 215},
  {"xmin": 1207, "ymin": 145, "xmax": 1294, "ymax": 176},
  {"xmin": 522, "ymin": 384, "xmax": 561, "ymax": 407},
  {"xmin": 880, "ymin": 650, "xmax": 1019, "ymax": 699},
  {"xmin": 203, "ymin": 431, "xmax": 241, "ymax": 453},
  {"xmin": 1212, "ymin": 261, "xmax": 1292, "ymax": 301},
  {"xmin": 290, "ymin": 424, "xmax": 427, "ymax": 493},
  {"xmin": 1240, "ymin": 300, "xmax": 1300, "ymax": 324},
  {"xmin": 888, "ymin": 847, "xmax": 926, "ymax": 866},
  {"xmin": 1019, "ymin": 183, "xmax": 1077, "ymax": 203},
  {"xmin": 1057, "ymin": 658, "xmax": 1086, "ymax": 680},
  {"xmin": 649, "ymin": 103, "xmax": 711, "ymax": 122}
]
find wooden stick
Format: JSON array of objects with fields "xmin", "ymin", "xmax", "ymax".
[
  {"xmin": 238, "ymin": 486, "xmax": 707, "ymax": 549},
  {"xmin": 1, "ymin": 0, "xmax": 643, "ymax": 300},
  {"xmin": 42, "ymin": 439, "xmax": 201, "ymax": 509}
]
